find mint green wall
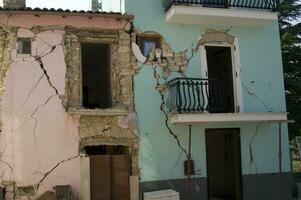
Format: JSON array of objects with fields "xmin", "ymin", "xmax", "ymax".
[{"xmin": 126, "ymin": 0, "xmax": 290, "ymax": 182}]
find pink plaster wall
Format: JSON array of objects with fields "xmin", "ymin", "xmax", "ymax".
[
  {"xmin": 0, "ymin": 29, "xmax": 82, "ymax": 198},
  {"xmin": 0, "ymin": 12, "xmax": 130, "ymax": 29}
]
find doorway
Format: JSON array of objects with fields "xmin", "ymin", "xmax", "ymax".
[
  {"xmin": 205, "ymin": 46, "xmax": 235, "ymax": 113},
  {"xmin": 85, "ymin": 145, "xmax": 130, "ymax": 200},
  {"xmin": 205, "ymin": 129, "xmax": 242, "ymax": 200}
]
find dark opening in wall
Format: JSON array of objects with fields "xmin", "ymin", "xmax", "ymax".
[
  {"xmin": 17, "ymin": 38, "xmax": 31, "ymax": 54},
  {"xmin": 206, "ymin": 46, "xmax": 235, "ymax": 113},
  {"xmin": 84, "ymin": 145, "xmax": 129, "ymax": 155},
  {"xmin": 81, "ymin": 43, "xmax": 112, "ymax": 109}
]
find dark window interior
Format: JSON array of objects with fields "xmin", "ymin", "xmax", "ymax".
[
  {"xmin": 206, "ymin": 46, "xmax": 235, "ymax": 113},
  {"xmin": 81, "ymin": 43, "xmax": 112, "ymax": 109},
  {"xmin": 17, "ymin": 38, "xmax": 31, "ymax": 54},
  {"xmin": 139, "ymin": 36, "xmax": 161, "ymax": 57},
  {"xmin": 85, "ymin": 145, "xmax": 129, "ymax": 155}
]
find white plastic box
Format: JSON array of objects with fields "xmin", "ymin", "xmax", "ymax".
[{"xmin": 144, "ymin": 189, "xmax": 180, "ymax": 200}]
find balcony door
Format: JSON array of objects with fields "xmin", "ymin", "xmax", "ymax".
[
  {"xmin": 207, "ymin": 46, "xmax": 235, "ymax": 112},
  {"xmin": 200, "ymin": 40, "xmax": 243, "ymax": 113}
]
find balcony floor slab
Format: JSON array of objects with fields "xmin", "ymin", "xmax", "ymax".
[
  {"xmin": 170, "ymin": 112, "xmax": 290, "ymax": 125},
  {"xmin": 165, "ymin": 5, "xmax": 278, "ymax": 27}
]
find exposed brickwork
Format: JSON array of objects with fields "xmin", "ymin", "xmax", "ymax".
[
  {"xmin": 199, "ymin": 29, "xmax": 235, "ymax": 45},
  {"xmin": 63, "ymin": 27, "xmax": 136, "ymax": 111},
  {"xmin": 147, "ymin": 38, "xmax": 188, "ymax": 77},
  {"xmin": 62, "ymin": 27, "xmax": 139, "ymax": 177}
]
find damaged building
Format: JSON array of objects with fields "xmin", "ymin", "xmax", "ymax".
[
  {"xmin": 0, "ymin": 0, "xmax": 293, "ymax": 200},
  {"xmin": 126, "ymin": 0, "xmax": 292, "ymax": 200},
  {"xmin": 0, "ymin": 0, "xmax": 139, "ymax": 199}
]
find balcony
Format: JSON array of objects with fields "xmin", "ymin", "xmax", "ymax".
[
  {"xmin": 166, "ymin": 78, "xmax": 288, "ymax": 125},
  {"xmin": 162, "ymin": 0, "xmax": 279, "ymax": 27},
  {"xmin": 166, "ymin": 78, "xmax": 225, "ymax": 114}
]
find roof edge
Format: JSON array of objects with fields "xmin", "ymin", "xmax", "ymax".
[{"xmin": 0, "ymin": 7, "xmax": 134, "ymax": 19}]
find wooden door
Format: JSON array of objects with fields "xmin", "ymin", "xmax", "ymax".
[
  {"xmin": 111, "ymin": 155, "xmax": 130, "ymax": 200},
  {"xmin": 90, "ymin": 155, "xmax": 111, "ymax": 200},
  {"xmin": 89, "ymin": 155, "xmax": 130, "ymax": 200}
]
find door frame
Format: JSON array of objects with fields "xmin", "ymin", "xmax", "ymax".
[
  {"xmin": 205, "ymin": 128, "xmax": 243, "ymax": 200},
  {"xmin": 199, "ymin": 38, "xmax": 244, "ymax": 113}
]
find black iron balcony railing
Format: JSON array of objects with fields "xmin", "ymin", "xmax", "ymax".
[
  {"xmin": 162, "ymin": 0, "xmax": 280, "ymax": 12},
  {"xmin": 166, "ymin": 78, "xmax": 226, "ymax": 114}
]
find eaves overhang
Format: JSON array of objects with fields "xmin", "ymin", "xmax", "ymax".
[{"xmin": 165, "ymin": 5, "xmax": 278, "ymax": 27}]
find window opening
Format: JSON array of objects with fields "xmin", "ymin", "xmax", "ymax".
[
  {"xmin": 17, "ymin": 38, "xmax": 31, "ymax": 54},
  {"xmin": 139, "ymin": 36, "xmax": 161, "ymax": 57},
  {"xmin": 81, "ymin": 43, "xmax": 112, "ymax": 109}
]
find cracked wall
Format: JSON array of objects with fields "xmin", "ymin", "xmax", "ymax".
[
  {"xmin": 0, "ymin": 27, "xmax": 81, "ymax": 199},
  {"xmin": 140, "ymin": 32, "xmax": 189, "ymax": 81},
  {"xmin": 0, "ymin": 13, "xmax": 138, "ymax": 200},
  {"xmin": 63, "ymin": 27, "xmax": 137, "ymax": 111},
  {"xmin": 63, "ymin": 27, "xmax": 139, "ymax": 176},
  {"xmin": 127, "ymin": 0, "xmax": 290, "ymax": 187}
]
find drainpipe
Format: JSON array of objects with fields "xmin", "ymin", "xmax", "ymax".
[
  {"xmin": 278, "ymin": 123, "xmax": 283, "ymax": 200},
  {"xmin": 186, "ymin": 125, "xmax": 192, "ymax": 200}
]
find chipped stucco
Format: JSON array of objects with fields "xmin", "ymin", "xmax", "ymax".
[
  {"xmin": 199, "ymin": 29, "xmax": 235, "ymax": 45},
  {"xmin": 143, "ymin": 33, "xmax": 189, "ymax": 81}
]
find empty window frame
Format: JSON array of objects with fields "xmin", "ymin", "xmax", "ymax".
[
  {"xmin": 81, "ymin": 43, "xmax": 112, "ymax": 109},
  {"xmin": 139, "ymin": 35, "xmax": 161, "ymax": 57},
  {"xmin": 17, "ymin": 38, "xmax": 31, "ymax": 54}
]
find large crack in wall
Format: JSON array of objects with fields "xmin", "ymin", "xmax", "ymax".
[
  {"xmin": 0, "ymin": 27, "xmax": 79, "ymax": 199},
  {"xmin": 0, "ymin": 21, "xmax": 139, "ymax": 199},
  {"xmin": 63, "ymin": 27, "xmax": 139, "ymax": 177},
  {"xmin": 0, "ymin": 22, "xmax": 279, "ymax": 199},
  {"xmin": 134, "ymin": 29, "xmax": 276, "ymax": 172},
  {"xmin": 134, "ymin": 31, "xmax": 196, "ymax": 160}
]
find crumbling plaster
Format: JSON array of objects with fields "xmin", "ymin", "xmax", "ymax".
[
  {"xmin": 0, "ymin": 17, "xmax": 139, "ymax": 199},
  {"xmin": 63, "ymin": 27, "xmax": 139, "ymax": 176},
  {"xmin": 0, "ymin": 27, "xmax": 81, "ymax": 199},
  {"xmin": 62, "ymin": 27, "xmax": 137, "ymax": 111},
  {"xmin": 135, "ymin": 29, "xmax": 236, "ymax": 93},
  {"xmin": 131, "ymin": 29, "xmax": 242, "ymax": 166}
]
